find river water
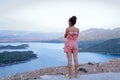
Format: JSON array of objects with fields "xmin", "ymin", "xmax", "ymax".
[{"xmin": 0, "ymin": 42, "xmax": 120, "ymax": 77}]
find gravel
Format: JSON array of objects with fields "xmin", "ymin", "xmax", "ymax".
[{"xmin": 37, "ymin": 72, "xmax": 120, "ymax": 80}]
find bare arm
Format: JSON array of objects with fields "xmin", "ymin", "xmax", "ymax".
[
  {"xmin": 64, "ymin": 28, "xmax": 68, "ymax": 38},
  {"xmin": 77, "ymin": 29, "xmax": 79, "ymax": 37}
]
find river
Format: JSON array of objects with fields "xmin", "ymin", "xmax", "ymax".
[{"xmin": 0, "ymin": 42, "xmax": 120, "ymax": 77}]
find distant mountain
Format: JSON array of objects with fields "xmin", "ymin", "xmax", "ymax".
[
  {"xmin": 79, "ymin": 28, "xmax": 120, "ymax": 41},
  {"xmin": 0, "ymin": 30, "xmax": 63, "ymax": 42},
  {"xmin": 80, "ymin": 38, "xmax": 120, "ymax": 53},
  {"xmin": 59, "ymin": 27, "xmax": 120, "ymax": 41},
  {"xmin": 0, "ymin": 27, "xmax": 120, "ymax": 43},
  {"xmin": 78, "ymin": 40, "xmax": 104, "ymax": 49}
]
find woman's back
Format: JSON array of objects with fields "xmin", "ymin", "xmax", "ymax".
[{"xmin": 66, "ymin": 27, "xmax": 79, "ymax": 41}]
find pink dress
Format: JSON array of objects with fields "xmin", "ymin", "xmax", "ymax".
[{"xmin": 64, "ymin": 30, "xmax": 79, "ymax": 53}]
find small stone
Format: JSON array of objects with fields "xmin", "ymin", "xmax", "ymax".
[
  {"xmin": 78, "ymin": 68, "xmax": 88, "ymax": 73},
  {"xmin": 88, "ymin": 62, "xmax": 95, "ymax": 65}
]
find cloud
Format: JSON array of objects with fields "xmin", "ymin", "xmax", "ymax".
[{"xmin": 0, "ymin": 0, "xmax": 120, "ymax": 32}]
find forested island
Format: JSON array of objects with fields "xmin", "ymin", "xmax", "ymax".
[
  {"xmin": 0, "ymin": 51, "xmax": 37, "ymax": 66},
  {"xmin": 79, "ymin": 38, "xmax": 120, "ymax": 53},
  {"xmin": 0, "ymin": 44, "xmax": 29, "ymax": 50}
]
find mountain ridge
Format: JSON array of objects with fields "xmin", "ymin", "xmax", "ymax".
[
  {"xmin": 58, "ymin": 27, "xmax": 120, "ymax": 41},
  {"xmin": 80, "ymin": 38, "xmax": 120, "ymax": 53},
  {"xmin": 0, "ymin": 30, "xmax": 63, "ymax": 42},
  {"xmin": 0, "ymin": 27, "xmax": 120, "ymax": 42},
  {"xmin": 79, "ymin": 28, "xmax": 120, "ymax": 41}
]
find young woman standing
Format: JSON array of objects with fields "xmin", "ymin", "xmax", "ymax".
[{"xmin": 64, "ymin": 16, "xmax": 79, "ymax": 79}]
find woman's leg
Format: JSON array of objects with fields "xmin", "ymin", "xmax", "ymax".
[
  {"xmin": 66, "ymin": 52, "xmax": 72, "ymax": 78},
  {"xmin": 73, "ymin": 53, "xmax": 79, "ymax": 78}
]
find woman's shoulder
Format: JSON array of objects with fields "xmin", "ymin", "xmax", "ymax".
[
  {"xmin": 66, "ymin": 27, "xmax": 71, "ymax": 31},
  {"xmin": 73, "ymin": 27, "xmax": 79, "ymax": 31},
  {"xmin": 74, "ymin": 26, "xmax": 79, "ymax": 30}
]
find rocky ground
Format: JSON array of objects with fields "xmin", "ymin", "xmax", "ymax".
[
  {"xmin": 1, "ymin": 58, "xmax": 120, "ymax": 80},
  {"xmin": 36, "ymin": 72, "xmax": 120, "ymax": 80}
]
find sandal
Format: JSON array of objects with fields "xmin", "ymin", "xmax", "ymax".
[{"xmin": 65, "ymin": 74, "xmax": 71, "ymax": 79}]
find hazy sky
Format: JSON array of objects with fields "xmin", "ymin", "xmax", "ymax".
[{"xmin": 0, "ymin": 0, "xmax": 120, "ymax": 32}]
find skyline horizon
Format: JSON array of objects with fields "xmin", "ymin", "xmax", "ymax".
[
  {"xmin": 0, "ymin": 26, "xmax": 120, "ymax": 33},
  {"xmin": 0, "ymin": 0, "xmax": 120, "ymax": 32}
]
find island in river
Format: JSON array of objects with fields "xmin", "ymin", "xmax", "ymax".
[
  {"xmin": 0, "ymin": 44, "xmax": 29, "ymax": 49},
  {"xmin": 0, "ymin": 51, "xmax": 37, "ymax": 66}
]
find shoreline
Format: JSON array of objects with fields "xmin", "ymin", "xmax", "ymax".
[
  {"xmin": 0, "ymin": 57, "xmax": 37, "ymax": 67},
  {"xmin": 1, "ymin": 58, "xmax": 120, "ymax": 80},
  {"xmin": 0, "ymin": 51, "xmax": 37, "ymax": 67}
]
